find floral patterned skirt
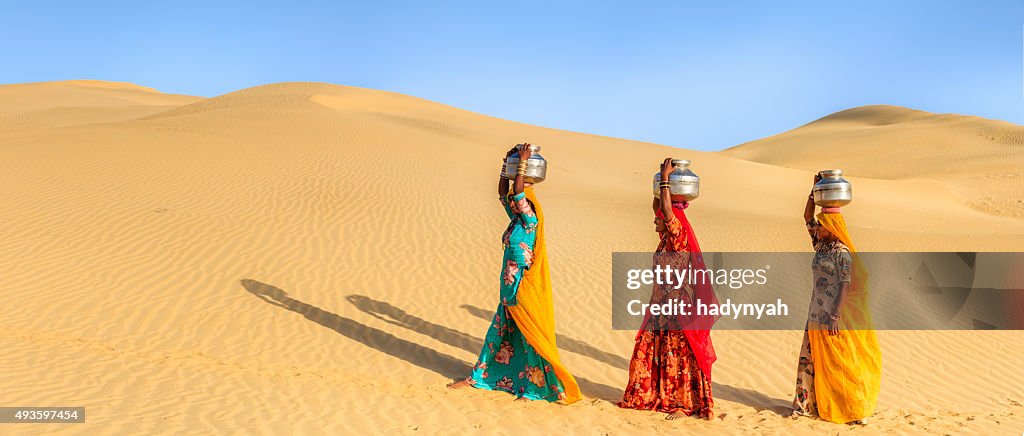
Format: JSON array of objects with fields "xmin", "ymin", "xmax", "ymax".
[
  {"xmin": 469, "ymin": 304, "xmax": 566, "ymax": 402},
  {"xmin": 617, "ymin": 330, "xmax": 714, "ymax": 416}
]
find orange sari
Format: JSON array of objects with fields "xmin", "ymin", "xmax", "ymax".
[{"xmin": 807, "ymin": 212, "xmax": 882, "ymax": 423}]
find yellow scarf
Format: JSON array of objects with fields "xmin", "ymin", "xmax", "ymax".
[
  {"xmin": 808, "ymin": 212, "xmax": 882, "ymax": 423},
  {"xmin": 506, "ymin": 187, "xmax": 582, "ymax": 404}
]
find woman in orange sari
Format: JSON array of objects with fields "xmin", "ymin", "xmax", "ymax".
[
  {"xmin": 618, "ymin": 158, "xmax": 718, "ymax": 420},
  {"xmin": 791, "ymin": 174, "xmax": 882, "ymax": 424},
  {"xmin": 448, "ymin": 144, "xmax": 581, "ymax": 404}
]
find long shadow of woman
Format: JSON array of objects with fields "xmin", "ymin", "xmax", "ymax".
[
  {"xmin": 244, "ymin": 282, "xmax": 782, "ymax": 408},
  {"xmin": 345, "ymin": 294, "xmax": 624, "ymax": 402},
  {"xmin": 241, "ymin": 279, "xmax": 471, "ymax": 381}
]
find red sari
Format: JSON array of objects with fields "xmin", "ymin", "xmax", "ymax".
[{"xmin": 617, "ymin": 201, "xmax": 717, "ymax": 417}]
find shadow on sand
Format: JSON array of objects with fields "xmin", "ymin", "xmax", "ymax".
[
  {"xmin": 242, "ymin": 280, "xmax": 787, "ymax": 410},
  {"xmin": 345, "ymin": 294, "xmax": 622, "ymax": 401},
  {"xmin": 241, "ymin": 279, "xmax": 471, "ymax": 380}
]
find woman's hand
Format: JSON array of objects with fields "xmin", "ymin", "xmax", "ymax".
[
  {"xmin": 511, "ymin": 143, "xmax": 531, "ymax": 195},
  {"xmin": 810, "ymin": 173, "xmax": 822, "ymax": 194},
  {"xmin": 827, "ymin": 319, "xmax": 840, "ymax": 336},
  {"xmin": 519, "ymin": 143, "xmax": 533, "ymax": 161},
  {"xmin": 660, "ymin": 158, "xmax": 673, "ymax": 179}
]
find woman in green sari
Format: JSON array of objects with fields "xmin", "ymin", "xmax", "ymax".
[{"xmin": 448, "ymin": 144, "xmax": 581, "ymax": 403}]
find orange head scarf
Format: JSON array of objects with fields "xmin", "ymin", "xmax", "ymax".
[{"xmin": 815, "ymin": 211, "xmax": 872, "ymax": 329}]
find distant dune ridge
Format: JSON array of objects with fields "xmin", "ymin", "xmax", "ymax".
[
  {"xmin": 0, "ymin": 80, "xmax": 1021, "ymax": 434},
  {"xmin": 0, "ymin": 80, "xmax": 199, "ymax": 111},
  {"xmin": 724, "ymin": 105, "xmax": 1024, "ymax": 218},
  {"xmin": 0, "ymin": 80, "xmax": 202, "ymax": 129}
]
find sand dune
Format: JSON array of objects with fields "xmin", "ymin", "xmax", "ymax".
[
  {"xmin": 0, "ymin": 80, "xmax": 202, "ymax": 130},
  {"xmin": 0, "ymin": 80, "xmax": 199, "ymax": 112},
  {"xmin": 724, "ymin": 105, "xmax": 1024, "ymax": 218},
  {"xmin": 0, "ymin": 82, "xmax": 1021, "ymax": 434}
]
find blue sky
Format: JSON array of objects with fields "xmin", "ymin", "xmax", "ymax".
[{"xmin": 1, "ymin": 1, "xmax": 1020, "ymax": 150}]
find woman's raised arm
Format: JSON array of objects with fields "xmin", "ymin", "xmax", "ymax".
[
  {"xmin": 498, "ymin": 146, "xmax": 515, "ymax": 198},
  {"xmin": 512, "ymin": 143, "xmax": 533, "ymax": 196},
  {"xmin": 658, "ymin": 158, "xmax": 674, "ymax": 220},
  {"xmin": 804, "ymin": 173, "xmax": 821, "ymax": 223}
]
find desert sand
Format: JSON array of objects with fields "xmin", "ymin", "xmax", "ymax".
[{"xmin": 0, "ymin": 80, "xmax": 1021, "ymax": 434}]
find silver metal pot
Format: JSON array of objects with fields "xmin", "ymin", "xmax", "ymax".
[
  {"xmin": 653, "ymin": 159, "xmax": 699, "ymax": 202},
  {"xmin": 504, "ymin": 144, "xmax": 547, "ymax": 184},
  {"xmin": 813, "ymin": 169, "xmax": 852, "ymax": 207}
]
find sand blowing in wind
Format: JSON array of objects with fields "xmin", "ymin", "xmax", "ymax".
[{"xmin": 0, "ymin": 80, "xmax": 1021, "ymax": 434}]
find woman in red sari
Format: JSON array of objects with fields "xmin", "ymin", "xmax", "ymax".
[{"xmin": 618, "ymin": 158, "xmax": 719, "ymax": 420}]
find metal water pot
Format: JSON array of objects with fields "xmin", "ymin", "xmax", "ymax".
[
  {"xmin": 653, "ymin": 159, "xmax": 700, "ymax": 202},
  {"xmin": 504, "ymin": 144, "xmax": 547, "ymax": 183},
  {"xmin": 813, "ymin": 169, "xmax": 852, "ymax": 207}
]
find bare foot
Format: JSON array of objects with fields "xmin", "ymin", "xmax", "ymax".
[
  {"xmin": 704, "ymin": 411, "xmax": 715, "ymax": 421},
  {"xmin": 788, "ymin": 410, "xmax": 804, "ymax": 419},
  {"xmin": 515, "ymin": 397, "xmax": 528, "ymax": 402},
  {"xmin": 666, "ymin": 411, "xmax": 688, "ymax": 420},
  {"xmin": 446, "ymin": 378, "xmax": 472, "ymax": 389}
]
